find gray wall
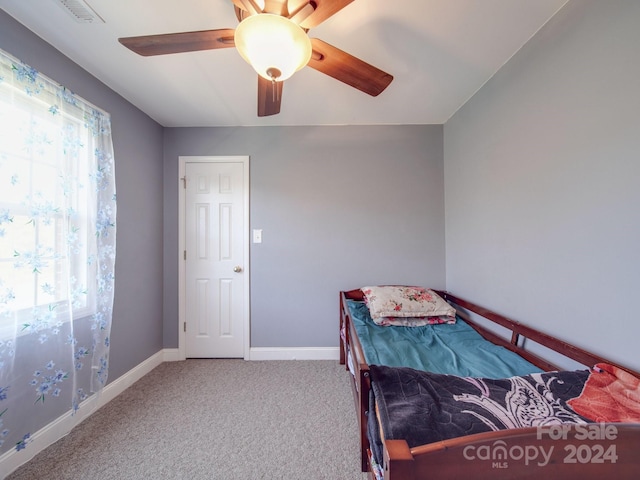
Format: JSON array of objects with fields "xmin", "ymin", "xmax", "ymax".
[
  {"xmin": 444, "ymin": 0, "xmax": 640, "ymax": 372},
  {"xmin": 0, "ymin": 10, "xmax": 165, "ymax": 381},
  {"xmin": 163, "ymin": 125, "xmax": 445, "ymax": 348}
]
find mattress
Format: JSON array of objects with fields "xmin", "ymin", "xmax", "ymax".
[{"xmin": 347, "ymin": 299, "xmax": 542, "ymax": 379}]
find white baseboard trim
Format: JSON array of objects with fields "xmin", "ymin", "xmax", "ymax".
[
  {"xmin": 162, "ymin": 348, "xmax": 182, "ymax": 362},
  {"xmin": 249, "ymin": 347, "xmax": 340, "ymax": 361},
  {"xmin": 0, "ymin": 350, "xmax": 165, "ymax": 477}
]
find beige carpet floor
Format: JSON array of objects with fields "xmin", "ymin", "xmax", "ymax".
[{"xmin": 6, "ymin": 359, "xmax": 368, "ymax": 480}]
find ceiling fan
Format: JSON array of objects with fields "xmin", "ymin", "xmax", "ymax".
[{"xmin": 118, "ymin": 0, "xmax": 393, "ymax": 117}]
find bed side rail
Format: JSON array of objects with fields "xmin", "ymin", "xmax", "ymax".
[{"xmin": 434, "ymin": 290, "xmax": 640, "ymax": 377}]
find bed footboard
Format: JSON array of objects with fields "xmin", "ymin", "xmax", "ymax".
[{"xmin": 383, "ymin": 424, "xmax": 640, "ymax": 480}]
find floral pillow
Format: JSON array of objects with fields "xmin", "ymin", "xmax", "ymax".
[
  {"xmin": 373, "ymin": 314, "xmax": 456, "ymax": 327},
  {"xmin": 361, "ymin": 286, "xmax": 456, "ymax": 323}
]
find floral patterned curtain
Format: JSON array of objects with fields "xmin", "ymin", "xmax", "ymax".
[{"xmin": 0, "ymin": 49, "xmax": 116, "ymax": 455}]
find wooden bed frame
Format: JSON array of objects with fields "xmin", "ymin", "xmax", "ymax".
[{"xmin": 339, "ymin": 288, "xmax": 640, "ymax": 479}]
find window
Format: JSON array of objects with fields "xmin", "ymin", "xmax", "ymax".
[
  {"xmin": 0, "ymin": 66, "xmax": 102, "ymax": 337},
  {"xmin": 0, "ymin": 49, "xmax": 116, "ymax": 456},
  {"xmin": 0, "ymin": 100, "xmax": 95, "ymax": 327}
]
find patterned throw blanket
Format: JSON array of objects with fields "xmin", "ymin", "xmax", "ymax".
[
  {"xmin": 367, "ymin": 363, "xmax": 640, "ymax": 466},
  {"xmin": 368, "ymin": 365, "xmax": 590, "ymax": 464}
]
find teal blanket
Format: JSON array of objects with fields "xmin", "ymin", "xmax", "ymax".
[{"xmin": 348, "ymin": 300, "xmax": 542, "ymax": 379}]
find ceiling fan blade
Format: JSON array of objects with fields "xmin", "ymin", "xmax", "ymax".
[
  {"xmin": 119, "ymin": 29, "xmax": 236, "ymax": 56},
  {"xmin": 307, "ymin": 38, "xmax": 393, "ymax": 96},
  {"xmin": 231, "ymin": 0, "xmax": 264, "ymax": 15},
  {"xmin": 289, "ymin": 3, "xmax": 315, "ymax": 25},
  {"xmin": 299, "ymin": 0, "xmax": 355, "ymax": 29},
  {"xmin": 257, "ymin": 76, "xmax": 283, "ymax": 116}
]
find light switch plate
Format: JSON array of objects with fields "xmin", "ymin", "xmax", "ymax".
[{"xmin": 253, "ymin": 229, "xmax": 262, "ymax": 243}]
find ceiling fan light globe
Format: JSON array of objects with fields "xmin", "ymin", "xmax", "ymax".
[{"xmin": 234, "ymin": 13, "xmax": 312, "ymax": 82}]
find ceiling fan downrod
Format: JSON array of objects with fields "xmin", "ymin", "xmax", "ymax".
[{"xmin": 267, "ymin": 67, "xmax": 282, "ymax": 102}]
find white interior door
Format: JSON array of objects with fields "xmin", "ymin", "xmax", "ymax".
[{"xmin": 182, "ymin": 158, "xmax": 248, "ymax": 358}]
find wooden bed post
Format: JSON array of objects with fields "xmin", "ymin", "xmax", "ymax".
[
  {"xmin": 340, "ymin": 290, "xmax": 373, "ymax": 472},
  {"xmin": 339, "ymin": 292, "xmax": 346, "ymax": 366},
  {"xmin": 383, "ymin": 440, "xmax": 414, "ymax": 480},
  {"xmin": 359, "ymin": 368, "xmax": 370, "ymax": 472}
]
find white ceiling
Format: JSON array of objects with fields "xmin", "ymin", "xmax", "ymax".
[{"xmin": 0, "ymin": 0, "xmax": 568, "ymax": 127}]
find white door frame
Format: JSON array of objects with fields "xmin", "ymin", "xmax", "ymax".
[{"xmin": 178, "ymin": 155, "xmax": 250, "ymax": 360}]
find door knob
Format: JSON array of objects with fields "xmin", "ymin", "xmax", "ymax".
[{"xmin": 233, "ymin": 266, "xmax": 242, "ymax": 273}]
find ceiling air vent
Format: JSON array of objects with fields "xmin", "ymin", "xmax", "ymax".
[{"xmin": 55, "ymin": 0, "xmax": 105, "ymax": 23}]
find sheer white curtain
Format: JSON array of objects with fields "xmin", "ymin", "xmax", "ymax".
[{"xmin": 0, "ymin": 48, "xmax": 116, "ymax": 455}]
